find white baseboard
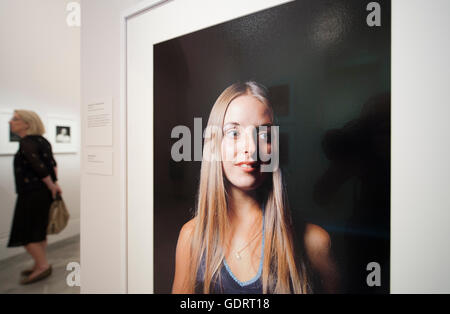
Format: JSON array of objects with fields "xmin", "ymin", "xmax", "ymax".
[{"xmin": 0, "ymin": 217, "xmax": 80, "ymax": 262}]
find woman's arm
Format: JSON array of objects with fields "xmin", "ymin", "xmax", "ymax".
[
  {"xmin": 20, "ymin": 138, "xmax": 61, "ymax": 198},
  {"xmin": 172, "ymin": 218, "xmax": 195, "ymax": 293},
  {"xmin": 42, "ymin": 175, "xmax": 62, "ymax": 199},
  {"xmin": 304, "ymin": 223, "xmax": 340, "ymax": 293}
]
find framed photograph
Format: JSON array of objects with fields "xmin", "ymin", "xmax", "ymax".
[
  {"xmin": 0, "ymin": 111, "xmax": 20, "ymax": 155},
  {"xmin": 46, "ymin": 116, "xmax": 78, "ymax": 154},
  {"xmin": 126, "ymin": 0, "xmax": 390, "ymax": 294}
]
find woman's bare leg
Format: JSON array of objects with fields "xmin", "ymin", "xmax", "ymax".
[
  {"xmin": 25, "ymin": 241, "xmax": 50, "ymax": 279},
  {"xmin": 28, "ymin": 240, "xmax": 47, "ymax": 271},
  {"xmin": 40, "ymin": 239, "xmax": 47, "ymax": 250}
]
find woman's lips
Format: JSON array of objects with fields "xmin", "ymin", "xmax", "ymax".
[{"xmin": 235, "ymin": 161, "xmax": 259, "ymax": 173}]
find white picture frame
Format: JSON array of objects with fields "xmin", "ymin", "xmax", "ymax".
[{"xmin": 46, "ymin": 116, "xmax": 78, "ymax": 154}]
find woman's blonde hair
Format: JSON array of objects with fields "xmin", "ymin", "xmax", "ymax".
[
  {"xmin": 15, "ymin": 110, "xmax": 46, "ymax": 135},
  {"xmin": 187, "ymin": 81, "xmax": 311, "ymax": 294}
]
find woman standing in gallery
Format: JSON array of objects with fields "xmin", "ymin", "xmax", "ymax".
[
  {"xmin": 172, "ymin": 82, "xmax": 339, "ymax": 293},
  {"xmin": 7, "ymin": 110, "xmax": 61, "ymax": 285}
]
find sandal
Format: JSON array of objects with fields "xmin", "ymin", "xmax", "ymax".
[
  {"xmin": 21, "ymin": 268, "xmax": 34, "ymax": 276},
  {"xmin": 20, "ymin": 265, "xmax": 52, "ymax": 285}
]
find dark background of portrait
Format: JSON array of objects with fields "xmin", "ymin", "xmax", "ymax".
[
  {"xmin": 56, "ymin": 126, "xmax": 71, "ymax": 137},
  {"xmin": 154, "ymin": 0, "xmax": 390, "ymax": 293}
]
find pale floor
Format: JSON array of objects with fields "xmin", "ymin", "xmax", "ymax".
[{"xmin": 0, "ymin": 235, "xmax": 80, "ymax": 294}]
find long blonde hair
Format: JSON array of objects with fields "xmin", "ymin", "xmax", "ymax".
[{"xmin": 187, "ymin": 81, "xmax": 310, "ymax": 294}]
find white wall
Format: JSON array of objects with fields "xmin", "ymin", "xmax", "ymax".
[
  {"xmin": 0, "ymin": 0, "xmax": 81, "ymax": 261},
  {"xmin": 391, "ymin": 0, "xmax": 450, "ymax": 293},
  {"xmin": 80, "ymin": 0, "xmax": 142, "ymax": 293}
]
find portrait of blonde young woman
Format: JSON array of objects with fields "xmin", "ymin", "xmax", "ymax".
[{"xmin": 172, "ymin": 82, "xmax": 339, "ymax": 294}]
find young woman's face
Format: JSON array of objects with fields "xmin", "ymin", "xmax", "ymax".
[{"xmin": 221, "ymin": 94, "xmax": 273, "ymax": 191}]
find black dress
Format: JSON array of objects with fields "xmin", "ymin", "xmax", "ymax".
[{"xmin": 7, "ymin": 135, "xmax": 57, "ymax": 247}]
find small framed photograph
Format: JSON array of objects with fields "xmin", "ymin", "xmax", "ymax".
[
  {"xmin": 47, "ymin": 116, "xmax": 78, "ymax": 154},
  {"xmin": 55, "ymin": 125, "xmax": 72, "ymax": 143},
  {"xmin": 0, "ymin": 111, "xmax": 20, "ymax": 155}
]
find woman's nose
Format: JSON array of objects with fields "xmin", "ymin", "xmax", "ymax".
[{"xmin": 242, "ymin": 128, "xmax": 258, "ymax": 158}]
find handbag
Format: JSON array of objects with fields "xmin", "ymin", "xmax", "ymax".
[{"xmin": 47, "ymin": 193, "xmax": 70, "ymax": 235}]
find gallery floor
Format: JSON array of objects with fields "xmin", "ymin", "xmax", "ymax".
[{"xmin": 0, "ymin": 235, "xmax": 80, "ymax": 294}]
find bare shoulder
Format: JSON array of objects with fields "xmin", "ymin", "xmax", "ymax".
[
  {"xmin": 180, "ymin": 217, "xmax": 196, "ymax": 234},
  {"xmin": 177, "ymin": 217, "xmax": 197, "ymax": 245},
  {"xmin": 173, "ymin": 217, "xmax": 197, "ymax": 293},
  {"xmin": 175, "ymin": 217, "xmax": 197, "ymax": 260},
  {"xmin": 303, "ymin": 223, "xmax": 331, "ymax": 256},
  {"xmin": 302, "ymin": 223, "xmax": 340, "ymax": 292}
]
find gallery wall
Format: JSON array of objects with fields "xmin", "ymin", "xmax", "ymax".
[
  {"xmin": 390, "ymin": 0, "xmax": 450, "ymax": 293},
  {"xmin": 0, "ymin": 0, "xmax": 81, "ymax": 261},
  {"xmin": 80, "ymin": 0, "xmax": 142, "ymax": 293}
]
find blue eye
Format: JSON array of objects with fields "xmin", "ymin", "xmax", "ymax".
[{"xmin": 226, "ymin": 129, "xmax": 239, "ymax": 139}]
